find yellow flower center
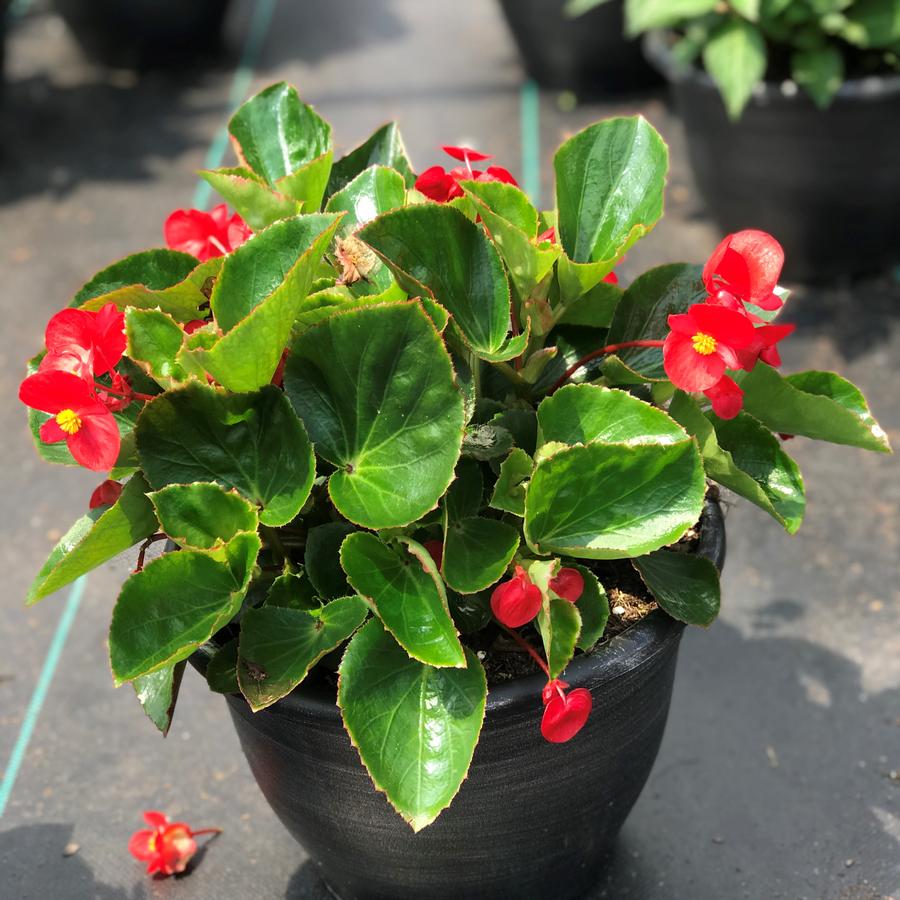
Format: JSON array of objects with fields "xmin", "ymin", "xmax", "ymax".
[
  {"xmin": 691, "ymin": 332, "xmax": 717, "ymax": 356},
  {"xmin": 56, "ymin": 408, "xmax": 82, "ymax": 434}
]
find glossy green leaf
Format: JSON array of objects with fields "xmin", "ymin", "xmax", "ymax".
[
  {"xmin": 624, "ymin": 0, "xmax": 718, "ymax": 34},
  {"xmin": 554, "ymin": 117, "xmax": 668, "ymax": 274},
  {"xmin": 730, "ymin": 0, "xmax": 760, "ymax": 20},
  {"xmin": 843, "ymin": 0, "xmax": 900, "ymax": 48},
  {"xmin": 340, "ymin": 532, "xmax": 465, "ymax": 667},
  {"xmin": 792, "ymin": 44, "xmax": 844, "ymax": 108},
  {"xmin": 489, "ymin": 448, "xmax": 533, "ymax": 516},
  {"xmin": 237, "ymin": 596, "xmax": 368, "ymax": 711},
  {"xmin": 338, "ymin": 619, "xmax": 487, "ymax": 831},
  {"xmin": 669, "ymin": 391, "xmax": 804, "ymax": 532},
  {"xmin": 326, "ymin": 165, "xmax": 407, "ymax": 231},
  {"xmin": 132, "ymin": 662, "xmax": 185, "ymax": 736},
  {"xmin": 137, "ymin": 383, "xmax": 316, "ymax": 527},
  {"xmin": 305, "ymin": 522, "xmax": 356, "ymax": 599},
  {"xmin": 27, "ymin": 474, "xmax": 157, "ymax": 604},
  {"xmin": 570, "ymin": 564, "xmax": 609, "ymax": 650},
  {"xmin": 125, "ymin": 307, "xmax": 191, "ymax": 388},
  {"xmin": 537, "ymin": 384, "xmax": 687, "ymax": 447},
  {"xmin": 228, "ymin": 82, "xmax": 332, "ymax": 185},
  {"xmin": 736, "ymin": 364, "xmax": 890, "ymax": 453},
  {"xmin": 199, "ymin": 166, "xmax": 302, "ymax": 230},
  {"xmin": 703, "ymin": 18, "xmax": 768, "ymax": 119},
  {"xmin": 266, "ymin": 571, "xmax": 319, "ymax": 611},
  {"xmin": 634, "ymin": 549, "xmax": 721, "ymax": 626},
  {"xmin": 442, "ymin": 516, "xmax": 520, "ymax": 594},
  {"xmin": 275, "ymin": 150, "xmax": 333, "ymax": 212},
  {"xmin": 72, "ymin": 249, "xmax": 198, "ymax": 307},
  {"xmin": 284, "ymin": 302, "xmax": 464, "ymax": 528},
  {"xmin": 358, "ymin": 205, "xmax": 513, "ymax": 359},
  {"xmin": 557, "ymin": 280, "xmax": 623, "ymax": 328},
  {"xmin": 206, "ymin": 638, "xmax": 239, "ymax": 693},
  {"xmin": 537, "ymin": 596, "xmax": 581, "ymax": 679},
  {"xmin": 326, "ymin": 122, "xmax": 416, "ymax": 197},
  {"xmin": 150, "ymin": 483, "xmax": 259, "ymax": 550},
  {"xmin": 109, "ymin": 532, "xmax": 260, "ymax": 684},
  {"xmin": 524, "ymin": 439, "xmax": 706, "ymax": 558}
]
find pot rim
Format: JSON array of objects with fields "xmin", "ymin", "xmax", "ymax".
[
  {"xmin": 198, "ymin": 499, "xmax": 726, "ymax": 723},
  {"xmin": 643, "ymin": 28, "xmax": 900, "ymax": 102}
]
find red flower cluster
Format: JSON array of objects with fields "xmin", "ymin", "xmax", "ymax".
[
  {"xmin": 128, "ymin": 810, "xmax": 220, "ymax": 877},
  {"xmin": 164, "ymin": 204, "xmax": 251, "ymax": 261},
  {"xmin": 19, "ymin": 303, "xmax": 129, "ymax": 471},
  {"xmin": 663, "ymin": 230, "xmax": 793, "ymax": 419},
  {"xmin": 415, "ymin": 145, "xmax": 518, "ymax": 203}
]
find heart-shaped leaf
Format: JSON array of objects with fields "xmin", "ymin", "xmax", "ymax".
[
  {"xmin": 633, "ymin": 549, "xmax": 721, "ymax": 626},
  {"xmin": 442, "ymin": 516, "xmax": 520, "ymax": 594}
]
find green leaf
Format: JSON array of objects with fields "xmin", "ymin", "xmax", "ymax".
[
  {"xmin": 198, "ymin": 213, "xmax": 342, "ymax": 391},
  {"xmin": 669, "ymin": 391, "xmax": 804, "ymax": 532},
  {"xmin": 237, "ymin": 596, "xmax": 368, "ymax": 711},
  {"xmin": 459, "ymin": 179, "xmax": 538, "ymax": 235},
  {"xmin": 109, "ymin": 532, "xmax": 260, "ymax": 684},
  {"xmin": 624, "ymin": 0, "xmax": 719, "ymax": 34},
  {"xmin": 340, "ymin": 533, "xmax": 465, "ymax": 668},
  {"xmin": 603, "ymin": 263, "xmax": 706, "ymax": 382},
  {"xmin": 554, "ymin": 116, "xmax": 668, "ymax": 276},
  {"xmin": 305, "ymin": 522, "xmax": 356, "ymax": 599},
  {"xmin": 125, "ymin": 307, "xmax": 191, "ymax": 388},
  {"xmin": 228, "ymin": 82, "xmax": 332, "ymax": 185},
  {"xmin": 206, "ymin": 638, "xmax": 239, "ymax": 693},
  {"xmin": 570, "ymin": 564, "xmax": 609, "ymax": 650},
  {"xmin": 358, "ymin": 205, "xmax": 513, "ymax": 360},
  {"xmin": 284, "ymin": 302, "xmax": 464, "ymax": 528},
  {"xmin": 537, "ymin": 596, "xmax": 581, "ymax": 679},
  {"xmin": 735, "ymin": 365, "xmax": 890, "ymax": 453},
  {"xmin": 275, "ymin": 150, "xmax": 333, "ymax": 212},
  {"xmin": 338, "ymin": 619, "xmax": 487, "ymax": 831},
  {"xmin": 703, "ymin": 18, "xmax": 768, "ymax": 120},
  {"xmin": 792, "ymin": 44, "xmax": 844, "ymax": 109},
  {"xmin": 132, "ymin": 662, "xmax": 185, "ymax": 736},
  {"xmin": 150, "ymin": 483, "xmax": 259, "ymax": 550},
  {"xmin": 27, "ymin": 475, "xmax": 157, "ymax": 604},
  {"xmin": 524, "ymin": 439, "xmax": 706, "ymax": 559},
  {"xmin": 326, "ymin": 165, "xmax": 407, "ymax": 231},
  {"xmin": 199, "ymin": 166, "xmax": 302, "ymax": 230},
  {"xmin": 266, "ymin": 571, "xmax": 319, "ymax": 611},
  {"xmin": 844, "ymin": 0, "xmax": 900, "ymax": 47},
  {"xmin": 461, "ymin": 422, "xmax": 514, "ymax": 461},
  {"xmin": 442, "ymin": 516, "xmax": 520, "ymax": 594},
  {"xmin": 489, "ymin": 448, "xmax": 533, "ymax": 516},
  {"xmin": 72, "ymin": 249, "xmax": 198, "ymax": 307},
  {"xmin": 730, "ymin": 0, "xmax": 760, "ymax": 20},
  {"xmin": 557, "ymin": 280, "xmax": 623, "ymax": 328},
  {"xmin": 326, "ymin": 122, "xmax": 416, "ymax": 197},
  {"xmin": 137, "ymin": 383, "xmax": 316, "ymax": 527},
  {"xmin": 444, "ymin": 458, "xmax": 484, "ymax": 521},
  {"xmin": 634, "ymin": 549, "xmax": 721, "ymax": 626},
  {"xmin": 537, "ymin": 384, "xmax": 687, "ymax": 447}
]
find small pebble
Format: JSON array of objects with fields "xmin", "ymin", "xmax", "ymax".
[
  {"xmin": 612, "ymin": 605, "xmax": 625, "ymax": 616},
  {"xmin": 712, "ymin": 836, "xmax": 725, "ymax": 845},
  {"xmin": 63, "ymin": 842, "xmax": 79, "ymax": 857},
  {"xmin": 844, "ymin": 858, "xmax": 855, "ymax": 868}
]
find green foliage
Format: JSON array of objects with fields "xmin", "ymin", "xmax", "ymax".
[{"xmin": 633, "ymin": 549, "xmax": 721, "ymax": 626}]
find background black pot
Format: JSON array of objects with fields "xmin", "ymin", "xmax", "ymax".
[
  {"xmin": 498, "ymin": 0, "xmax": 659, "ymax": 95},
  {"xmin": 52, "ymin": 0, "xmax": 232, "ymax": 68},
  {"xmin": 196, "ymin": 503, "xmax": 724, "ymax": 900},
  {"xmin": 645, "ymin": 31, "xmax": 900, "ymax": 283}
]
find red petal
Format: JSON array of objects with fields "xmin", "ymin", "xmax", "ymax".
[
  {"xmin": 704, "ymin": 231, "xmax": 784, "ymax": 309},
  {"xmin": 19, "ymin": 370, "xmax": 95, "ymax": 415},
  {"xmin": 537, "ymin": 226, "xmax": 556, "ymax": 244},
  {"xmin": 39, "ymin": 418, "xmax": 67, "ymax": 443},
  {"xmin": 442, "ymin": 145, "xmax": 493, "ymax": 162},
  {"xmin": 415, "ymin": 166, "xmax": 454, "ymax": 202},
  {"xmin": 89, "ymin": 479, "xmax": 123, "ymax": 509},
  {"xmin": 67, "ymin": 405, "xmax": 120, "ymax": 471},
  {"xmin": 128, "ymin": 830, "xmax": 155, "ymax": 861},
  {"xmin": 44, "ymin": 309, "xmax": 95, "ymax": 357},
  {"xmin": 687, "ymin": 304, "xmax": 755, "ymax": 349},
  {"xmin": 490, "ymin": 568, "xmax": 542, "ymax": 628},
  {"xmin": 541, "ymin": 678, "xmax": 569, "ymax": 706},
  {"xmin": 667, "ymin": 313, "xmax": 696, "ymax": 337},
  {"xmin": 91, "ymin": 303, "xmax": 127, "ymax": 374},
  {"xmin": 480, "ymin": 165, "xmax": 518, "ymax": 187},
  {"xmin": 548, "ymin": 568, "xmax": 584, "ymax": 603},
  {"xmin": 704, "ymin": 375, "xmax": 744, "ymax": 420},
  {"xmin": 143, "ymin": 811, "xmax": 169, "ymax": 828},
  {"xmin": 39, "ymin": 348, "xmax": 94, "ymax": 381},
  {"xmin": 541, "ymin": 688, "xmax": 592, "ymax": 743},
  {"xmin": 663, "ymin": 332, "xmax": 725, "ymax": 392},
  {"xmin": 602, "ymin": 270, "xmax": 619, "ymax": 285},
  {"xmin": 226, "ymin": 213, "xmax": 252, "ymax": 250},
  {"xmin": 164, "ymin": 209, "xmax": 215, "ymax": 258},
  {"xmin": 423, "ymin": 539, "xmax": 443, "ymax": 571}
]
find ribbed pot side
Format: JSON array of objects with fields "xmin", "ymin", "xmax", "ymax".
[{"xmin": 220, "ymin": 502, "xmax": 725, "ymax": 900}]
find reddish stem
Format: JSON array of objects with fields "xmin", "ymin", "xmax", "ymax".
[
  {"xmin": 94, "ymin": 382, "xmax": 155, "ymax": 403},
  {"xmin": 134, "ymin": 533, "xmax": 167, "ymax": 573},
  {"xmin": 499, "ymin": 624, "xmax": 550, "ymax": 677},
  {"xmin": 548, "ymin": 339, "xmax": 665, "ymax": 394},
  {"xmin": 190, "ymin": 828, "xmax": 223, "ymax": 838}
]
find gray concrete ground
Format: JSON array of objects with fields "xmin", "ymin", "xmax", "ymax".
[{"xmin": 1, "ymin": 2, "xmax": 897, "ymax": 898}]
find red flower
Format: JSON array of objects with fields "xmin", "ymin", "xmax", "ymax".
[
  {"xmin": 128, "ymin": 810, "xmax": 220, "ymax": 877},
  {"xmin": 414, "ymin": 145, "xmax": 519, "ymax": 204},
  {"xmin": 602, "ymin": 270, "xmax": 618, "ymax": 286},
  {"xmin": 663, "ymin": 304, "xmax": 755, "ymax": 393},
  {"xmin": 541, "ymin": 679, "xmax": 592, "ymax": 743},
  {"xmin": 735, "ymin": 322, "xmax": 795, "ymax": 371},
  {"xmin": 441, "ymin": 145, "xmax": 493, "ymax": 162},
  {"xmin": 548, "ymin": 567, "xmax": 584, "ymax": 603},
  {"xmin": 703, "ymin": 375, "xmax": 744, "ymax": 420},
  {"xmin": 423, "ymin": 539, "xmax": 444, "ymax": 571},
  {"xmin": 491, "ymin": 565, "xmax": 542, "ymax": 628},
  {"xmin": 703, "ymin": 230, "xmax": 784, "ymax": 312},
  {"xmin": 164, "ymin": 204, "xmax": 251, "ymax": 262},
  {"xmin": 19, "ymin": 370, "xmax": 120, "ymax": 471},
  {"xmin": 42, "ymin": 303, "xmax": 125, "ymax": 377},
  {"xmin": 537, "ymin": 225, "xmax": 555, "ymax": 243},
  {"xmin": 89, "ymin": 479, "xmax": 123, "ymax": 509}
]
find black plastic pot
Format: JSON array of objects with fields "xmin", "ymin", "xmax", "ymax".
[
  {"xmin": 195, "ymin": 503, "xmax": 724, "ymax": 900},
  {"xmin": 52, "ymin": 0, "xmax": 231, "ymax": 68},
  {"xmin": 498, "ymin": 0, "xmax": 659, "ymax": 95},
  {"xmin": 645, "ymin": 32, "xmax": 900, "ymax": 282}
]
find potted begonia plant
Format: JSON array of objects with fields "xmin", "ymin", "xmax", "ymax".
[
  {"xmin": 575, "ymin": 0, "xmax": 900, "ymax": 280},
  {"xmin": 20, "ymin": 83, "xmax": 889, "ymax": 900}
]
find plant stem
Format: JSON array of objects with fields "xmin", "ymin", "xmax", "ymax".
[
  {"xmin": 93, "ymin": 381, "xmax": 155, "ymax": 402},
  {"xmin": 547, "ymin": 339, "xmax": 665, "ymax": 394},
  {"xmin": 260, "ymin": 525, "xmax": 289, "ymax": 564},
  {"xmin": 190, "ymin": 828, "xmax": 223, "ymax": 838},
  {"xmin": 499, "ymin": 624, "xmax": 550, "ymax": 677}
]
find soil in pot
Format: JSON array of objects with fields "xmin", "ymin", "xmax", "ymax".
[
  {"xmin": 645, "ymin": 32, "xmax": 900, "ymax": 282},
  {"xmin": 498, "ymin": 0, "xmax": 660, "ymax": 95}
]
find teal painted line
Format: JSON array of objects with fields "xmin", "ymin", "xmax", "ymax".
[
  {"xmin": 191, "ymin": 0, "xmax": 279, "ymax": 210},
  {"xmin": 520, "ymin": 79, "xmax": 541, "ymax": 207},
  {"xmin": 0, "ymin": 577, "xmax": 87, "ymax": 819}
]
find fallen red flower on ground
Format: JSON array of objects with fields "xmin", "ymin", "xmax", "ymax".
[{"xmin": 128, "ymin": 810, "xmax": 221, "ymax": 878}]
